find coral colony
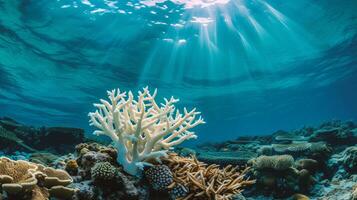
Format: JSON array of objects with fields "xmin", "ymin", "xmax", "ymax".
[
  {"xmin": 1, "ymin": 89, "xmax": 357, "ymax": 200},
  {"xmin": 88, "ymin": 87, "xmax": 205, "ymax": 176}
]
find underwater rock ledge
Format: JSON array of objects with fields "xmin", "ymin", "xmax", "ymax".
[{"xmin": 0, "ymin": 116, "xmax": 85, "ymax": 155}]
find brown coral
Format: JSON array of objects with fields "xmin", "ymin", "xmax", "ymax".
[
  {"xmin": 0, "ymin": 157, "xmax": 38, "ymax": 194},
  {"xmin": 65, "ymin": 159, "xmax": 79, "ymax": 175},
  {"xmin": 163, "ymin": 153, "xmax": 255, "ymax": 200},
  {"xmin": 0, "ymin": 157, "xmax": 75, "ymax": 199}
]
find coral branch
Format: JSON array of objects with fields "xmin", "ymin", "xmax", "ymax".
[{"xmin": 89, "ymin": 87, "xmax": 205, "ymax": 176}]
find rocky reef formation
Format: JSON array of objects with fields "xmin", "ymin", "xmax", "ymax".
[
  {"xmin": 0, "ymin": 117, "xmax": 85, "ymax": 154},
  {"xmin": 56, "ymin": 142, "xmax": 252, "ymax": 200},
  {"xmin": 194, "ymin": 120, "xmax": 357, "ymax": 200}
]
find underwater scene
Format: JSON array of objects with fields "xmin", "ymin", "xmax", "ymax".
[{"xmin": 0, "ymin": 0, "xmax": 357, "ymax": 199}]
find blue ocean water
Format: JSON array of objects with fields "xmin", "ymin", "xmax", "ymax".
[{"xmin": 0, "ymin": 0, "xmax": 356, "ymax": 143}]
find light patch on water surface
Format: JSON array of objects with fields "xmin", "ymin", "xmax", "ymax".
[
  {"xmin": 140, "ymin": 0, "xmax": 167, "ymax": 7},
  {"xmin": 178, "ymin": 39, "xmax": 187, "ymax": 45},
  {"xmin": 81, "ymin": 0, "xmax": 95, "ymax": 7},
  {"xmin": 191, "ymin": 17, "xmax": 214, "ymax": 25},
  {"xmin": 105, "ymin": 0, "xmax": 118, "ymax": 9},
  {"xmin": 140, "ymin": 0, "xmax": 230, "ymax": 9},
  {"xmin": 90, "ymin": 8, "xmax": 108, "ymax": 14}
]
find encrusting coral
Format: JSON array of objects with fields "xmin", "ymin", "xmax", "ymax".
[
  {"xmin": 88, "ymin": 87, "xmax": 205, "ymax": 176},
  {"xmin": 162, "ymin": 153, "xmax": 255, "ymax": 200}
]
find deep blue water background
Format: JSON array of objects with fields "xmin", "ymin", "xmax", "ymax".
[{"xmin": 0, "ymin": 0, "xmax": 356, "ymax": 143}]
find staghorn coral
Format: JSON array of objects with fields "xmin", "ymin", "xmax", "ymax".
[
  {"xmin": 88, "ymin": 87, "xmax": 205, "ymax": 176},
  {"xmin": 163, "ymin": 153, "xmax": 254, "ymax": 200}
]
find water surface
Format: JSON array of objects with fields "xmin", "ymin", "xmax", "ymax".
[{"xmin": 0, "ymin": 0, "xmax": 356, "ymax": 142}]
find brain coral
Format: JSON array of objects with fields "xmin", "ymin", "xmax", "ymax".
[
  {"xmin": 144, "ymin": 165, "xmax": 174, "ymax": 191},
  {"xmin": 168, "ymin": 183, "xmax": 189, "ymax": 199},
  {"xmin": 91, "ymin": 161, "xmax": 118, "ymax": 182}
]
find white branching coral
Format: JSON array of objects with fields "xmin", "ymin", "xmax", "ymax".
[{"xmin": 88, "ymin": 87, "xmax": 205, "ymax": 176}]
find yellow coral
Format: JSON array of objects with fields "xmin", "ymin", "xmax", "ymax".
[
  {"xmin": 65, "ymin": 159, "xmax": 79, "ymax": 174},
  {"xmin": 291, "ymin": 193, "xmax": 310, "ymax": 200}
]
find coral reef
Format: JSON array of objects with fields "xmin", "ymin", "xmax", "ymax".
[
  {"xmin": 88, "ymin": 87, "xmax": 205, "ymax": 176},
  {"xmin": 197, "ymin": 120, "xmax": 357, "ymax": 199},
  {"xmin": 64, "ymin": 142, "xmax": 147, "ymax": 200},
  {"xmin": 51, "ymin": 141, "xmax": 252, "ymax": 200},
  {"xmin": 1, "ymin": 116, "xmax": 357, "ymax": 200}
]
